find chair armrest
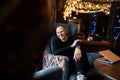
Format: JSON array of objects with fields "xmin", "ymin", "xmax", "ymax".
[
  {"xmin": 33, "ymin": 66, "xmax": 63, "ymax": 80},
  {"xmin": 87, "ymin": 53, "xmax": 101, "ymax": 67}
]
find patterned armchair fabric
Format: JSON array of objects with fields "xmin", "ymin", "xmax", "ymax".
[
  {"xmin": 43, "ymin": 53, "xmax": 69, "ymax": 80},
  {"xmin": 43, "ymin": 54, "xmax": 65, "ymax": 71}
]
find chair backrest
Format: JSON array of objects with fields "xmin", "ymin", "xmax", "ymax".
[{"xmin": 45, "ymin": 22, "xmax": 77, "ymax": 54}]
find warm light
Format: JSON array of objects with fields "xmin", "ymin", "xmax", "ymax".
[{"xmin": 63, "ymin": 0, "xmax": 118, "ymax": 20}]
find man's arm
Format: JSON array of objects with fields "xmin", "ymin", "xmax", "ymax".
[
  {"xmin": 52, "ymin": 37, "xmax": 82, "ymax": 56},
  {"xmin": 71, "ymin": 39, "xmax": 80, "ymax": 48},
  {"xmin": 73, "ymin": 41, "xmax": 82, "ymax": 62},
  {"xmin": 53, "ymin": 46, "xmax": 72, "ymax": 55},
  {"xmin": 52, "ymin": 39, "xmax": 72, "ymax": 55}
]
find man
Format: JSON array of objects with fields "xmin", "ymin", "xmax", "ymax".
[{"xmin": 52, "ymin": 26, "xmax": 89, "ymax": 80}]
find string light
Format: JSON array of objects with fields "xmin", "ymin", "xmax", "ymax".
[{"xmin": 63, "ymin": 0, "xmax": 118, "ymax": 20}]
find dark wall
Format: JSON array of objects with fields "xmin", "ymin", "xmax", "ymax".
[{"xmin": 0, "ymin": 0, "xmax": 51, "ymax": 80}]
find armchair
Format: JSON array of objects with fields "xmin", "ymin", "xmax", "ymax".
[
  {"xmin": 43, "ymin": 23, "xmax": 102, "ymax": 80},
  {"xmin": 43, "ymin": 22, "xmax": 102, "ymax": 80},
  {"xmin": 33, "ymin": 66, "xmax": 63, "ymax": 80},
  {"xmin": 44, "ymin": 22, "xmax": 77, "ymax": 80}
]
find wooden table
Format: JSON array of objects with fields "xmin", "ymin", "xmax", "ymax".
[{"xmin": 94, "ymin": 60, "xmax": 120, "ymax": 80}]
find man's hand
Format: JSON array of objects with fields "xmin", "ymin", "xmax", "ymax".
[
  {"xmin": 71, "ymin": 39, "xmax": 81, "ymax": 48},
  {"xmin": 73, "ymin": 46, "xmax": 82, "ymax": 62}
]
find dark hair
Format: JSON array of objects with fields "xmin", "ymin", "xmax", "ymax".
[{"xmin": 1, "ymin": 0, "xmax": 51, "ymax": 80}]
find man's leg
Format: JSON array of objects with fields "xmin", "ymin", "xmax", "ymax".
[{"xmin": 75, "ymin": 50, "xmax": 89, "ymax": 75}]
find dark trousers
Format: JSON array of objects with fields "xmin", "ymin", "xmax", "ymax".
[{"xmin": 68, "ymin": 49, "xmax": 89, "ymax": 76}]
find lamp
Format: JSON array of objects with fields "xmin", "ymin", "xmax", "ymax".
[{"xmin": 63, "ymin": 0, "xmax": 118, "ymax": 20}]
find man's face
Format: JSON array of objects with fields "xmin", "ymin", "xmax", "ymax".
[{"xmin": 56, "ymin": 26, "xmax": 67, "ymax": 41}]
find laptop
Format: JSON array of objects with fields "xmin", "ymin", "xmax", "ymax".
[{"xmin": 98, "ymin": 50, "xmax": 120, "ymax": 64}]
